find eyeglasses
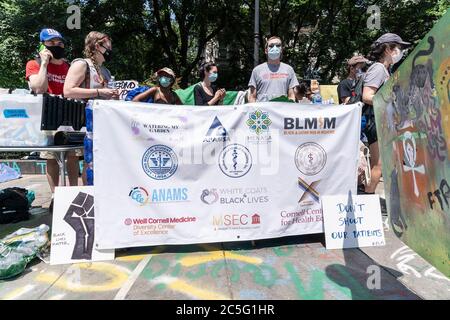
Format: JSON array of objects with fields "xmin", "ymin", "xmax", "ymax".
[{"xmin": 268, "ymin": 43, "xmax": 282, "ymax": 48}]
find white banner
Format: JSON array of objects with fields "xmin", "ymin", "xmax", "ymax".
[{"xmin": 94, "ymin": 101, "xmax": 361, "ymax": 249}]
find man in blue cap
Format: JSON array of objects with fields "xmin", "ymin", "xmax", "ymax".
[
  {"xmin": 25, "ymin": 28, "xmax": 80, "ymax": 212},
  {"xmin": 26, "ymin": 28, "xmax": 69, "ymax": 95}
]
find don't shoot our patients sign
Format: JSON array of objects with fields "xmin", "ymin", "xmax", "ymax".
[{"xmin": 93, "ymin": 100, "xmax": 361, "ymax": 249}]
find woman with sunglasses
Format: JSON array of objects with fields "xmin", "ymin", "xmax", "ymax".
[
  {"xmin": 248, "ymin": 36, "xmax": 299, "ymax": 103},
  {"xmin": 64, "ymin": 31, "xmax": 118, "ymax": 186},
  {"xmin": 64, "ymin": 31, "xmax": 118, "ymax": 100}
]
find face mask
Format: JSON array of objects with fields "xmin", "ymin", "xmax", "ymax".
[
  {"xmin": 268, "ymin": 46, "xmax": 281, "ymax": 60},
  {"xmin": 100, "ymin": 45, "xmax": 113, "ymax": 63},
  {"xmin": 208, "ymin": 72, "xmax": 218, "ymax": 82},
  {"xmin": 159, "ymin": 76, "xmax": 172, "ymax": 88},
  {"xmin": 391, "ymin": 48, "xmax": 403, "ymax": 64},
  {"xmin": 45, "ymin": 45, "xmax": 65, "ymax": 60}
]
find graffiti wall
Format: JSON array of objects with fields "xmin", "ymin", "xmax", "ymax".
[{"xmin": 373, "ymin": 11, "xmax": 450, "ymax": 276}]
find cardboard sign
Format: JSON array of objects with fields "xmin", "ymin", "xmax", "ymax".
[
  {"xmin": 50, "ymin": 186, "xmax": 114, "ymax": 265},
  {"xmin": 114, "ymin": 80, "xmax": 139, "ymax": 100},
  {"xmin": 322, "ymin": 193, "xmax": 385, "ymax": 249}
]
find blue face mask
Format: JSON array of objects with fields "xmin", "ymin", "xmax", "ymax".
[
  {"xmin": 268, "ymin": 45, "xmax": 281, "ymax": 60},
  {"xmin": 159, "ymin": 76, "xmax": 172, "ymax": 88},
  {"xmin": 208, "ymin": 72, "xmax": 218, "ymax": 83}
]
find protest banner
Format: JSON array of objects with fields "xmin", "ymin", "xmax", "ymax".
[{"xmin": 93, "ymin": 101, "xmax": 361, "ymax": 249}]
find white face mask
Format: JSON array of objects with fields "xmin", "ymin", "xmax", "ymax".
[
  {"xmin": 391, "ymin": 48, "xmax": 404, "ymax": 64},
  {"xmin": 268, "ymin": 44, "xmax": 282, "ymax": 60}
]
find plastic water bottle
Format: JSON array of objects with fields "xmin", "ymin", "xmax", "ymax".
[
  {"xmin": 108, "ymin": 76, "xmax": 116, "ymax": 89},
  {"xmin": 312, "ymin": 92, "xmax": 322, "ymax": 104}
]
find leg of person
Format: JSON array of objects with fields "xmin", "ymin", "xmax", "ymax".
[
  {"xmin": 67, "ymin": 153, "xmax": 79, "ymax": 186},
  {"xmin": 365, "ymin": 141, "xmax": 382, "ymax": 193},
  {"xmin": 46, "ymin": 159, "xmax": 59, "ymax": 193},
  {"xmin": 43, "ymin": 153, "xmax": 59, "ymax": 214},
  {"xmin": 82, "ymin": 161, "xmax": 88, "ymax": 186}
]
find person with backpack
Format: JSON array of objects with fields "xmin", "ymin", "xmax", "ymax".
[
  {"xmin": 194, "ymin": 62, "xmax": 226, "ymax": 105},
  {"xmin": 337, "ymin": 55, "xmax": 369, "ymax": 104},
  {"xmin": 25, "ymin": 28, "xmax": 81, "ymax": 210},
  {"xmin": 132, "ymin": 67, "xmax": 182, "ymax": 104},
  {"xmin": 361, "ymin": 33, "xmax": 411, "ymax": 194},
  {"xmin": 63, "ymin": 31, "xmax": 117, "ymax": 100},
  {"xmin": 64, "ymin": 31, "xmax": 118, "ymax": 186}
]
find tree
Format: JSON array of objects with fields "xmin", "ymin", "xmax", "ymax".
[{"xmin": 0, "ymin": 0, "xmax": 447, "ymax": 89}]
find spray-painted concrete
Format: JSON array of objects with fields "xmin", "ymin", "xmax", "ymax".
[{"xmin": 1, "ymin": 175, "xmax": 449, "ymax": 300}]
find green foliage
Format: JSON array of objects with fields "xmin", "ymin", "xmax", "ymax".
[{"xmin": 0, "ymin": 0, "xmax": 447, "ymax": 89}]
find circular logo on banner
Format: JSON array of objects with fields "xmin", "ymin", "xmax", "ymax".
[
  {"xmin": 129, "ymin": 187, "xmax": 149, "ymax": 205},
  {"xmin": 218, "ymin": 144, "xmax": 252, "ymax": 178},
  {"xmin": 142, "ymin": 145, "xmax": 178, "ymax": 180},
  {"xmin": 295, "ymin": 142, "xmax": 327, "ymax": 176}
]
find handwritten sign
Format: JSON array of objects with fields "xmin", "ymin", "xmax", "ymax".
[
  {"xmin": 322, "ymin": 194, "xmax": 385, "ymax": 249},
  {"xmin": 50, "ymin": 186, "xmax": 114, "ymax": 265},
  {"xmin": 114, "ymin": 80, "xmax": 139, "ymax": 100}
]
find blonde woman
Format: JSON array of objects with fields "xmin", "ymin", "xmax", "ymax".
[
  {"xmin": 64, "ymin": 32, "xmax": 118, "ymax": 186},
  {"xmin": 64, "ymin": 31, "xmax": 118, "ymax": 99}
]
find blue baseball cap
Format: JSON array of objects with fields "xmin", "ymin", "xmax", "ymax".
[{"xmin": 39, "ymin": 28, "xmax": 64, "ymax": 42}]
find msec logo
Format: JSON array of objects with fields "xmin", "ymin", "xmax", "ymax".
[
  {"xmin": 129, "ymin": 187, "xmax": 149, "ymax": 205},
  {"xmin": 142, "ymin": 145, "xmax": 178, "ymax": 180}
]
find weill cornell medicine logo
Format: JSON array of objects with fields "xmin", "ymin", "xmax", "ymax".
[
  {"xmin": 218, "ymin": 144, "xmax": 252, "ymax": 178},
  {"xmin": 142, "ymin": 145, "xmax": 178, "ymax": 180}
]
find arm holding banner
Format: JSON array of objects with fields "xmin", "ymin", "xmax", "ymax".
[{"xmin": 132, "ymin": 87, "xmax": 158, "ymax": 103}]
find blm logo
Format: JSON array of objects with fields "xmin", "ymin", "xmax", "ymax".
[{"xmin": 63, "ymin": 192, "xmax": 95, "ymax": 260}]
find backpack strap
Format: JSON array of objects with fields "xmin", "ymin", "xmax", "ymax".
[{"xmin": 72, "ymin": 58, "xmax": 91, "ymax": 89}]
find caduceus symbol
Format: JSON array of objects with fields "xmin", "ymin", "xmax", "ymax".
[
  {"xmin": 308, "ymin": 153, "xmax": 314, "ymax": 165},
  {"xmin": 232, "ymin": 148, "xmax": 238, "ymax": 171}
]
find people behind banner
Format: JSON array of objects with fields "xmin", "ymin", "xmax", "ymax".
[
  {"xmin": 294, "ymin": 82, "xmax": 312, "ymax": 103},
  {"xmin": 25, "ymin": 28, "xmax": 81, "ymax": 212},
  {"xmin": 337, "ymin": 55, "xmax": 369, "ymax": 104},
  {"xmin": 194, "ymin": 62, "xmax": 226, "ymax": 105},
  {"xmin": 132, "ymin": 67, "xmax": 182, "ymax": 104},
  {"xmin": 63, "ymin": 31, "xmax": 118, "ymax": 100},
  {"xmin": 361, "ymin": 33, "xmax": 411, "ymax": 194},
  {"xmin": 248, "ymin": 36, "xmax": 299, "ymax": 103}
]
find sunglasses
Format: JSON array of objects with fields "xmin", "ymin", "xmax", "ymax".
[{"xmin": 268, "ymin": 43, "xmax": 282, "ymax": 48}]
